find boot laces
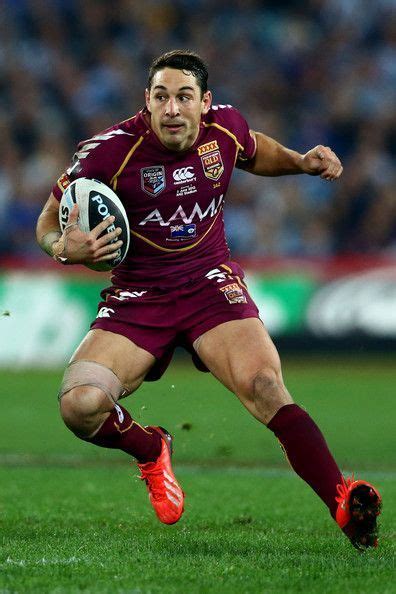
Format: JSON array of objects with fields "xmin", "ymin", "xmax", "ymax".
[
  {"xmin": 335, "ymin": 474, "xmax": 355, "ymax": 504},
  {"xmin": 139, "ymin": 466, "xmax": 166, "ymax": 501}
]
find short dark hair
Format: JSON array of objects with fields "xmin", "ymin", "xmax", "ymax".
[{"xmin": 147, "ymin": 50, "xmax": 208, "ymax": 95}]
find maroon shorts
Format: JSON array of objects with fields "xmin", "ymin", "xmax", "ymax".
[{"xmin": 91, "ymin": 261, "xmax": 260, "ymax": 380}]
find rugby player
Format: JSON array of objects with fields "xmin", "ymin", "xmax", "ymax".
[{"xmin": 36, "ymin": 50, "xmax": 381, "ymax": 548}]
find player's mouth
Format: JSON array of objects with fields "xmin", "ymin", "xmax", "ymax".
[{"xmin": 162, "ymin": 123, "xmax": 184, "ymax": 133}]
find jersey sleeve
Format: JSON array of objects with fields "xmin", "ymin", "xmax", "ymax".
[
  {"xmin": 51, "ymin": 130, "xmax": 126, "ymax": 201},
  {"xmin": 211, "ymin": 105, "xmax": 257, "ymax": 167}
]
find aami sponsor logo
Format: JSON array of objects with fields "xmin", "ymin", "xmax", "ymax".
[{"xmin": 138, "ymin": 195, "xmax": 224, "ymax": 227}]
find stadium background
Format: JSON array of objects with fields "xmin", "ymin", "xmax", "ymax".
[
  {"xmin": 0, "ymin": 2, "xmax": 395, "ymax": 593},
  {"xmin": 1, "ymin": 0, "xmax": 396, "ymax": 361}
]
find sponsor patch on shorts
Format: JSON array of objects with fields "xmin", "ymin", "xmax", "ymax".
[{"xmin": 220, "ymin": 283, "xmax": 247, "ymax": 304}]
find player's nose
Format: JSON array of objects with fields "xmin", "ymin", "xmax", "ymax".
[{"xmin": 165, "ymin": 98, "xmax": 180, "ymax": 117}]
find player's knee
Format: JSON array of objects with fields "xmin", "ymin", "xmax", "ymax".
[
  {"xmin": 253, "ymin": 368, "xmax": 281, "ymax": 396},
  {"xmin": 247, "ymin": 368, "xmax": 288, "ymax": 412},
  {"xmin": 59, "ymin": 386, "xmax": 106, "ymax": 437}
]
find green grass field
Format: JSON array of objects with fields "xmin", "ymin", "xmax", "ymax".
[{"xmin": 0, "ymin": 356, "xmax": 395, "ymax": 593}]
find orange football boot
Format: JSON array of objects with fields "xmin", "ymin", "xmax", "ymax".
[
  {"xmin": 335, "ymin": 476, "xmax": 381, "ymax": 550},
  {"xmin": 137, "ymin": 426, "xmax": 184, "ymax": 525}
]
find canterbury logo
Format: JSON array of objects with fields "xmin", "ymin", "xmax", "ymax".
[
  {"xmin": 205, "ymin": 268, "xmax": 230, "ymax": 283},
  {"xmin": 110, "ymin": 290, "xmax": 147, "ymax": 301},
  {"xmin": 172, "ymin": 167, "xmax": 194, "ymax": 182},
  {"xmin": 97, "ymin": 307, "xmax": 114, "ymax": 318},
  {"xmin": 114, "ymin": 404, "xmax": 124, "ymax": 424}
]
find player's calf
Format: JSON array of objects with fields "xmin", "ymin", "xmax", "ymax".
[
  {"xmin": 60, "ymin": 385, "xmax": 163, "ymax": 463},
  {"xmin": 58, "ymin": 374, "xmax": 182, "ymax": 522}
]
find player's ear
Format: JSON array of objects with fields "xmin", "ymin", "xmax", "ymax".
[
  {"xmin": 201, "ymin": 90, "xmax": 212, "ymax": 115},
  {"xmin": 145, "ymin": 88, "xmax": 151, "ymax": 112}
]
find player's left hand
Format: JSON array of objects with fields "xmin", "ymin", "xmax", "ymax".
[{"xmin": 301, "ymin": 145, "xmax": 343, "ymax": 180}]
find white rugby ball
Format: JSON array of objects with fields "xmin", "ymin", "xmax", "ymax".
[{"xmin": 59, "ymin": 178, "xmax": 130, "ymax": 271}]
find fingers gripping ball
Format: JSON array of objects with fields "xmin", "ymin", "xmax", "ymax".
[{"xmin": 59, "ymin": 178, "xmax": 130, "ymax": 271}]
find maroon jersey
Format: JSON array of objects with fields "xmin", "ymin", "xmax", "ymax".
[{"xmin": 53, "ymin": 105, "xmax": 256, "ymax": 287}]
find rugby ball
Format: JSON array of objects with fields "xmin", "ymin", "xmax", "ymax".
[{"xmin": 59, "ymin": 178, "xmax": 130, "ymax": 271}]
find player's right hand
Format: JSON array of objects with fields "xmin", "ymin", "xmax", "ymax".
[{"xmin": 58, "ymin": 204, "xmax": 123, "ymax": 265}]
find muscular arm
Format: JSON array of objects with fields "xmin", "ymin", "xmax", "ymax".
[
  {"xmin": 36, "ymin": 193, "xmax": 63, "ymax": 256},
  {"xmin": 243, "ymin": 131, "xmax": 343, "ymax": 180}
]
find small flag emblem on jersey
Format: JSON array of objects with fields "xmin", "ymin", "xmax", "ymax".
[
  {"xmin": 141, "ymin": 166, "xmax": 166, "ymax": 196},
  {"xmin": 201, "ymin": 150, "xmax": 224, "ymax": 181},
  {"xmin": 168, "ymin": 223, "xmax": 196, "ymax": 241}
]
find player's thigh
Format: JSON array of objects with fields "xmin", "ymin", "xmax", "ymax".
[
  {"xmin": 194, "ymin": 318, "xmax": 286, "ymax": 396},
  {"xmin": 70, "ymin": 328, "xmax": 156, "ymax": 395}
]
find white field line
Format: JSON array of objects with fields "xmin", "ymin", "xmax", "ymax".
[
  {"xmin": 0, "ymin": 453, "xmax": 395, "ymax": 479},
  {"xmin": 3, "ymin": 556, "xmax": 87, "ymax": 567}
]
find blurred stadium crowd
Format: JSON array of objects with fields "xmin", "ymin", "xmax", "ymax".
[{"xmin": 1, "ymin": 0, "xmax": 395, "ymax": 262}]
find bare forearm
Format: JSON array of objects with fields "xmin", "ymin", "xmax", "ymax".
[
  {"xmin": 36, "ymin": 195, "xmax": 62, "ymax": 256},
  {"xmin": 243, "ymin": 132, "xmax": 343, "ymax": 180},
  {"xmin": 244, "ymin": 132, "xmax": 304, "ymax": 176}
]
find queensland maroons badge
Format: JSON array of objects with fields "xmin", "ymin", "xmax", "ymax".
[{"xmin": 198, "ymin": 141, "xmax": 224, "ymax": 181}]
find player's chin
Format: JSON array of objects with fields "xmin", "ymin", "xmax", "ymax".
[
  {"xmin": 162, "ymin": 129, "xmax": 185, "ymax": 142},
  {"xmin": 161, "ymin": 134, "xmax": 188, "ymax": 150}
]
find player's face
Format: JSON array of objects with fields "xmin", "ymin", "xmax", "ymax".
[{"xmin": 145, "ymin": 67, "xmax": 212, "ymax": 152}]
